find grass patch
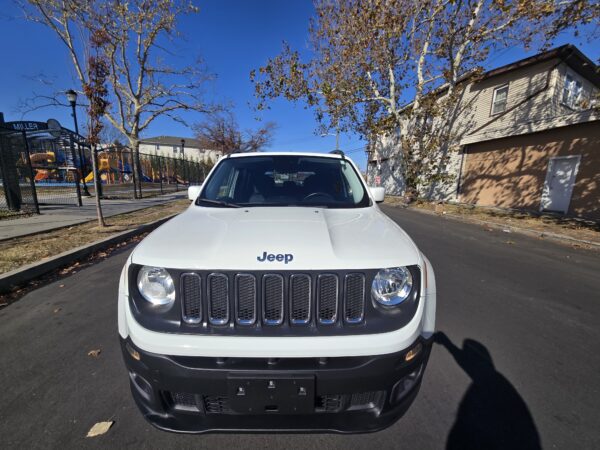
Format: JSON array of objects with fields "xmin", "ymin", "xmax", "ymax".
[
  {"xmin": 385, "ymin": 196, "xmax": 600, "ymax": 245},
  {"xmin": 0, "ymin": 199, "xmax": 189, "ymax": 274}
]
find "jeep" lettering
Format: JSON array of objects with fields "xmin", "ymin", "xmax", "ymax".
[{"xmin": 256, "ymin": 251, "xmax": 294, "ymax": 264}]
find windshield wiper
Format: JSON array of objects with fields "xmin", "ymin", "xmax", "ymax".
[{"xmin": 197, "ymin": 198, "xmax": 240, "ymax": 208}]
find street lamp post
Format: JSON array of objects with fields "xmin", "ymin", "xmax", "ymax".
[
  {"xmin": 66, "ymin": 89, "xmax": 90, "ymax": 196},
  {"xmin": 180, "ymin": 139, "xmax": 187, "ymax": 185}
]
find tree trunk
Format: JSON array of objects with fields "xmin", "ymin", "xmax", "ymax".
[{"xmin": 91, "ymin": 145, "xmax": 106, "ymax": 227}]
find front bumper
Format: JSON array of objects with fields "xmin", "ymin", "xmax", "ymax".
[{"xmin": 121, "ymin": 336, "xmax": 432, "ymax": 434}]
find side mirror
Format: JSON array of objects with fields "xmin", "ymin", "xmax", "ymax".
[
  {"xmin": 188, "ymin": 185, "xmax": 202, "ymax": 201},
  {"xmin": 369, "ymin": 186, "xmax": 385, "ymax": 203}
]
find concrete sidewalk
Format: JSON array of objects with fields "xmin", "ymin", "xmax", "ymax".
[{"xmin": 0, "ymin": 192, "xmax": 186, "ymax": 241}]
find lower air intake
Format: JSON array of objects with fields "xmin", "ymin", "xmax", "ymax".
[{"xmin": 203, "ymin": 396, "xmax": 232, "ymax": 414}]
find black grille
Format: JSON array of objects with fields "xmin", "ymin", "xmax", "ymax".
[
  {"xmin": 235, "ymin": 274, "xmax": 256, "ymax": 325},
  {"xmin": 177, "ymin": 270, "xmax": 375, "ymax": 329},
  {"xmin": 172, "ymin": 391, "xmax": 384, "ymax": 415},
  {"xmin": 349, "ymin": 391, "xmax": 383, "ymax": 409},
  {"xmin": 316, "ymin": 394, "xmax": 344, "ymax": 412},
  {"xmin": 208, "ymin": 274, "xmax": 229, "ymax": 325},
  {"xmin": 344, "ymin": 274, "xmax": 365, "ymax": 323},
  {"xmin": 171, "ymin": 392, "xmax": 199, "ymax": 411},
  {"xmin": 203, "ymin": 396, "xmax": 231, "ymax": 414},
  {"xmin": 263, "ymin": 274, "xmax": 284, "ymax": 325},
  {"xmin": 317, "ymin": 274, "xmax": 338, "ymax": 324},
  {"xmin": 290, "ymin": 274, "xmax": 311, "ymax": 324},
  {"xmin": 181, "ymin": 273, "xmax": 202, "ymax": 324}
]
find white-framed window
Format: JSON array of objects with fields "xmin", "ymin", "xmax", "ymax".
[
  {"xmin": 173, "ymin": 146, "xmax": 179, "ymax": 154},
  {"xmin": 491, "ymin": 84, "xmax": 509, "ymax": 115},
  {"xmin": 561, "ymin": 73, "xmax": 583, "ymax": 109}
]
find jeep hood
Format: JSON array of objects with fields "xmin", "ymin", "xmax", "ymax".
[{"xmin": 131, "ymin": 206, "xmax": 421, "ymax": 270}]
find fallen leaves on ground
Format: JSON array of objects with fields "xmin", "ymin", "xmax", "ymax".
[
  {"xmin": 87, "ymin": 349, "xmax": 102, "ymax": 358},
  {"xmin": 86, "ymin": 421, "xmax": 113, "ymax": 437},
  {"xmin": 0, "ymin": 199, "xmax": 188, "ymax": 275},
  {"xmin": 53, "ymin": 307, "xmax": 61, "ymax": 314}
]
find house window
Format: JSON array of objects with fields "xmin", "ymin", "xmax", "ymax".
[
  {"xmin": 491, "ymin": 84, "xmax": 509, "ymax": 115},
  {"xmin": 561, "ymin": 73, "xmax": 583, "ymax": 109},
  {"xmin": 173, "ymin": 146, "xmax": 179, "ymax": 154}
]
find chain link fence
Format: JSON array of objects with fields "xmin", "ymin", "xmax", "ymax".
[
  {"xmin": 94, "ymin": 148, "xmax": 209, "ymax": 199},
  {"xmin": 0, "ymin": 124, "xmax": 88, "ymax": 215},
  {"xmin": 1, "ymin": 117, "xmax": 211, "ymax": 215}
]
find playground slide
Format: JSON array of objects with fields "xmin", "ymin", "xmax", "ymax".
[
  {"xmin": 35, "ymin": 170, "xmax": 51, "ymax": 181},
  {"xmin": 85, "ymin": 171, "xmax": 95, "ymax": 183}
]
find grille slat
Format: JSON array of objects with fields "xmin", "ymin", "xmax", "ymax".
[
  {"xmin": 317, "ymin": 274, "xmax": 339, "ymax": 325},
  {"xmin": 344, "ymin": 274, "xmax": 365, "ymax": 324},
  {"xmin": 208, "ymin": 273, "xmax": 229, "ymax": 325},
  {"xmin": 181, "ymin": 273, "xmax": 202, "ymax": 324},
  {"xmin": 290, "ymin": 274, "xmax": 311, "ymax": 324},
  {"xmin": 263, "ymin": 274, "xmax": 284, "ymax": 325},
  {"xmin": 235, "ymin": 274, "xmax": 257, "ymax": 325}
]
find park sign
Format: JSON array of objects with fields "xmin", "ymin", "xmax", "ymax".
[{"xmin": 2, "ymin": 119, "xmax": 62, "ymax": 135}]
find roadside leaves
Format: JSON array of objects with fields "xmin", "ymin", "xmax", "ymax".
[
  {"xmin": 86, "ymin": 421, "xmax": 113, "ymax": 437},
  {"xmin": 87, "ymin": 349, "xmax": 102, "ymax": 358}
]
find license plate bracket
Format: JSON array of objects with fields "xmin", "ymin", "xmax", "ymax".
[{"xmin": 227, "ymin": 374, "xmax": 315, "ymax": 414}]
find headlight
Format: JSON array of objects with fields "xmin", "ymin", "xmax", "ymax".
[
  {"xmin": 137, "ymin": 266, "xmax": 176, "ymax": 306},
  {"xmin": 371, "ymin": 267, "xmax": 413, "ymax": 307}
]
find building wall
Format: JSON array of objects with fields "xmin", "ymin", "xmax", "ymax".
[
  {"xmin": 459, "ymin": 120, "xmax": 600, "ymax": 220},
  {"xmin": 458, "ymin": 59, "xmax": 559, "ymax": 143},
  {"xmin": 138, "ymin": 143, "xmax": 221, "ymax": 163},
  {"xmin": 375, "ymin": 55, "xmax": 599, "ymax": 208},
  {"xmin": 374, "ymin": 58, "xmax": 566, "ymax": 200}
]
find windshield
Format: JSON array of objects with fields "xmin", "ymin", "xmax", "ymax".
[{"xmin": 196, "ymin": 155, "xmax": 370, "ymax": 208}]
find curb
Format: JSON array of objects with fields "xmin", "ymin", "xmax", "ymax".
[
  {"xmin": 387, "ymin": 204, "xmax": 600, "ymax": 249},
  {"xmin": 0, "ymin": 214, "xmax": 176, "ymax": 295}
]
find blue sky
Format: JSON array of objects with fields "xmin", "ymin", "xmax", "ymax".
[{"xmin": 0, "ymin": 1, "xmax": 598, "ymax": 170}]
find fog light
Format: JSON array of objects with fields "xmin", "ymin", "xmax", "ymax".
[
  {"xmin": 129, "ymin": 372, "xmax": 153, "ymax": 401},
  {"xmin": 390, "ymin": 364, "xmax": 424, "ymax": 404},
  {"xmin": 405, "ymin": 342, "xmax": 422, "ymax": 362},
  {"xmin": 126, "ymin": 342, "xmax": 141, "ymax": 361}
]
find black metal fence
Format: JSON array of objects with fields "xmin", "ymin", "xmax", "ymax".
[
  {"xmin": 89, "ymin": 148, "xmax": 208, "ymax": 199},
  {"xmin": 0, "ymin": 124, "xmax": 88, "ymax": 214},
  {"xmin": 1, "ymin": 116, "xmax": 210, "ymax": 215}
]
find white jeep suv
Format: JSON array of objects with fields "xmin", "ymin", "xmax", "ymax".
[{"xmin": 118, "ymin": 151, "xmax": 436, "ymax": 433}]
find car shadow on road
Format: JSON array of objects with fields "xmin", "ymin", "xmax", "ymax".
[{"xmin": 434, "ymin": 332, "xmax": 541, "ymax": 450}]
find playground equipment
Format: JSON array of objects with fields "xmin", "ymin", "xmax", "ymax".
[
  {"xmin": 85, "ymin": 150, "xmax": 134, "ymax": 184},
  {"xmin": 31, "ymin": 152, "xmax": 58, "ymax": 181}
]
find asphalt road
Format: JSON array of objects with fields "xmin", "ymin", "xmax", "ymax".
[{"xmin": 1, "ymin": 205, "xmax": 599, "ymax": 449}]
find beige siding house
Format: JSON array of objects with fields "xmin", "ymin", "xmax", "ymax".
[
  {"xmin": 369, "ymin": 45, "xmax": 600, "ymax": 219},
  {"xmin": 139, "ymin": 136, "xmax": 222, "ymax": 163}
]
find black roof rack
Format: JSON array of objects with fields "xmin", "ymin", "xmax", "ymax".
[{"xmin": 329, "ymin": 149, "xmax": 345, "ymax": 159}]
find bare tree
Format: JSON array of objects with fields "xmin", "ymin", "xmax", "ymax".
[
  {"xmin": 194, "ymin": 112, "xmax": 276, "ymax": 154},
  {"xmin": 84, "ymin": 28, "xmax": 111, "ymax": 227},
  {"xmin": 251, "ymin": 0, "xmax": 598, "ymax": 197},
  {"xmin": 23, "ymin": 0, "xmax": 216, "ymax": 197}
]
